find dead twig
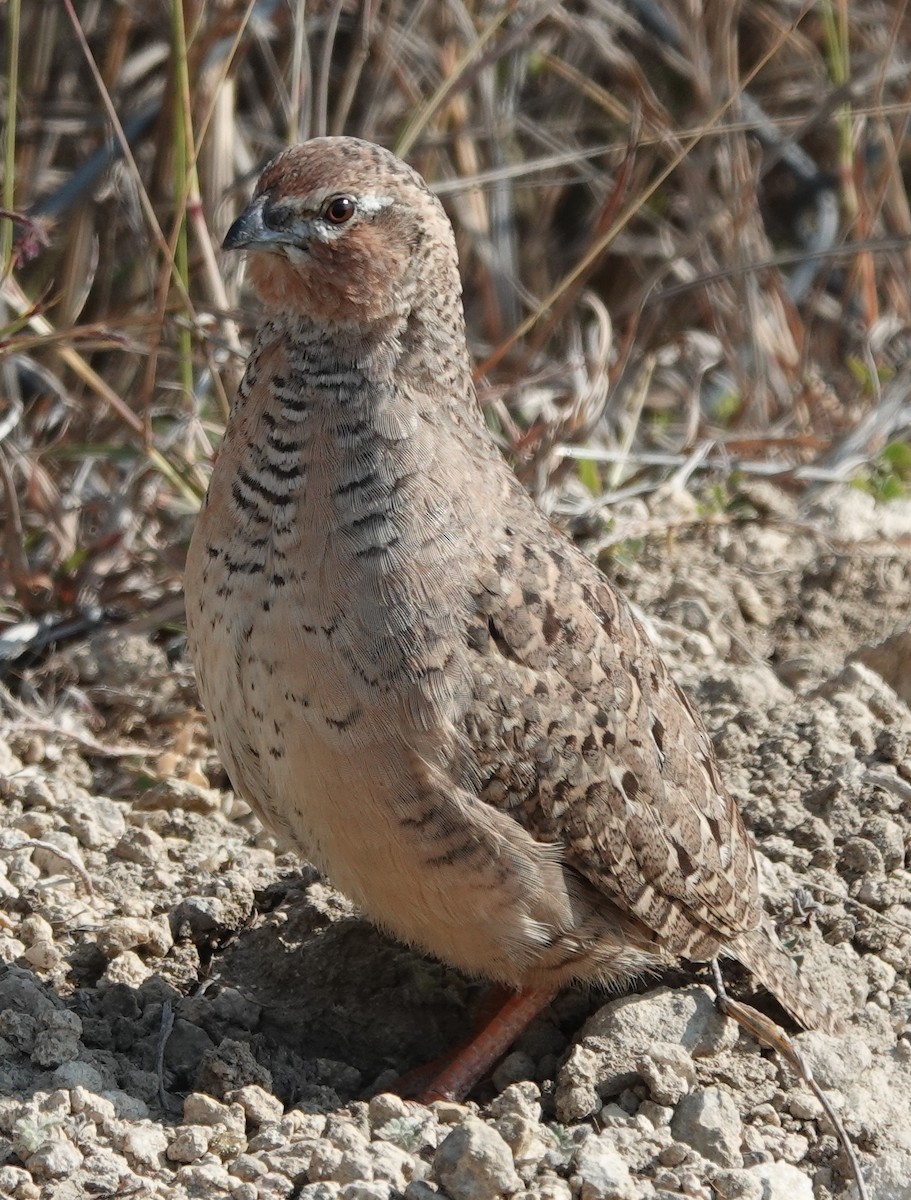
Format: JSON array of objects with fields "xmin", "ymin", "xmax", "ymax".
[{"xmin": 710, "ymin": 961, "xmax": 869, "ymax": 1200}]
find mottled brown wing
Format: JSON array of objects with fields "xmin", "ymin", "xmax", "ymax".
[{"xmin": 463, "ymin": 511, "xmax": 760, "ymax": 959}]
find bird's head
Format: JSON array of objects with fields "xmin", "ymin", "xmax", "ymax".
[{"xmin": 223, "ymin": 137, "xmax": 460, "ymax": 330}]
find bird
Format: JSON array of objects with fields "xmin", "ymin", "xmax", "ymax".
[{"xmin": 184, "ymin": 136, "xmax": 838, "ymax": 1100}]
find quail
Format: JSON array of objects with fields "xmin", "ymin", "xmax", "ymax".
[{"xmin": 185, "ymin": 136, "xmax": 837, "ymax": 1100}]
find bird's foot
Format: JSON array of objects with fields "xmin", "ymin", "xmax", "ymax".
[{"xmin": 390, "ymin": 985, "xmax": 559, "ymax": 1103}]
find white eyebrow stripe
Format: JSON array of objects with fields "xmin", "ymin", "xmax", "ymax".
[
  {"xmin": 357, "ymin": 194, "xmax": 394, "ymax": 214},
  {"xmin": 274, "ymin": 191, "xmax": 393, "ymax": 216}
]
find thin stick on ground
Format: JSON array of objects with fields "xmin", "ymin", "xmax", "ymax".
[{"xmin": 710, "ymin": 960, "xmax": 869, "ymax": 1200}]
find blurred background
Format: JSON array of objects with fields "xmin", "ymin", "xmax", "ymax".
[{"xmin": 1, "ymin": 0, "xmax": 910, "ymax": 667}]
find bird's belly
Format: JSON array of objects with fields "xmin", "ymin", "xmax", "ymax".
[
  {"xmin": 188, "ymin": 545, "xmax": 661, "ymax": 990},
  {"xmin": 226, "ymin": 690, "xmax": 543, "ymax": 982},
  {"xmin": 193, "ymin": 592, "xmax": 365, "ymax": 841},
  {"xmin": 191, "ymin": 595, "xmax": 557, "ymax": 983}
]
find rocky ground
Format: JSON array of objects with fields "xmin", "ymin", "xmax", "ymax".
[{"xmin": 0, "ymin": 483, "xmax": 909, "ymax": 1200}]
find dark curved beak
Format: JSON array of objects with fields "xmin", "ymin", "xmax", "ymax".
[
  {"xmin": 222, "ymin": 196, "xmax": 267, "ymax": 251},
  {"xmin": 222, "ymin": 195, "xmax": 303, "ymax": 253}
]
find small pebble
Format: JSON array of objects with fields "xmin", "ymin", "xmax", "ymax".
[
  {"xmin": 167, "ymin": 1124, "xmax": 211, "ymax": 1162},
  {"xmin": 671, "ymin": 1087, "xmax": 743, "ymax": 1169},
  {"xmin": 227, "ymin": 1083, "xmax": 284, "ymax": 1126},
  {"xmin": 25, "ymin": 1135, "xmax": 83, "ymax": 1178},
  {"xmin": 114, "ymin": 827, "xmax": 166, "ymax": 866},
  {"xmin": 433, "ymin": 1117, "xmax": 521, "ymax": 1200},
  {"xmin": 117, "ymin": 1122, "xmax": 169, "ymax": 1166}
]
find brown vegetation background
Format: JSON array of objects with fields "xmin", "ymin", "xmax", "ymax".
[{"xmin": 2, "ymin": 0, "xmax": 910, "ymax": 651}]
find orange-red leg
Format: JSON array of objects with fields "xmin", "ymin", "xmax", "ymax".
[
  {"xmin": 392, "ymin": 984, "xmax": 513, "ymax": 1099},
  {"xmin": 417, "ymin": 986, "xmax": 560, "ymax": 1102}
]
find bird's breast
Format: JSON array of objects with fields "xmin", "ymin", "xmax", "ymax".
[{"xmin": 185, "ymin": 378, "xmax": 484, "ymax": 841}]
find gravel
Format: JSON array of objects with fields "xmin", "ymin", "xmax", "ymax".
[{"xmin": 0, "ymin": 485, "xmax": 910, "ymax": 1198}]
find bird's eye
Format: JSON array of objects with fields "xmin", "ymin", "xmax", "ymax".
[{"xmin": 324, "ymin": 196, "xmax": 356, "ymax": 224}]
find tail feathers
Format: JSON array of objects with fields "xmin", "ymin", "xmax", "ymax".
[{"xmin": 727, "ymin": 925, "xmax": 843, "ymax": 1036}]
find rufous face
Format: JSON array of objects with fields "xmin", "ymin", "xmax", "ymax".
[{"xmin": 223, "ymin": 137, "xmax": 444, "ymax": 327}]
